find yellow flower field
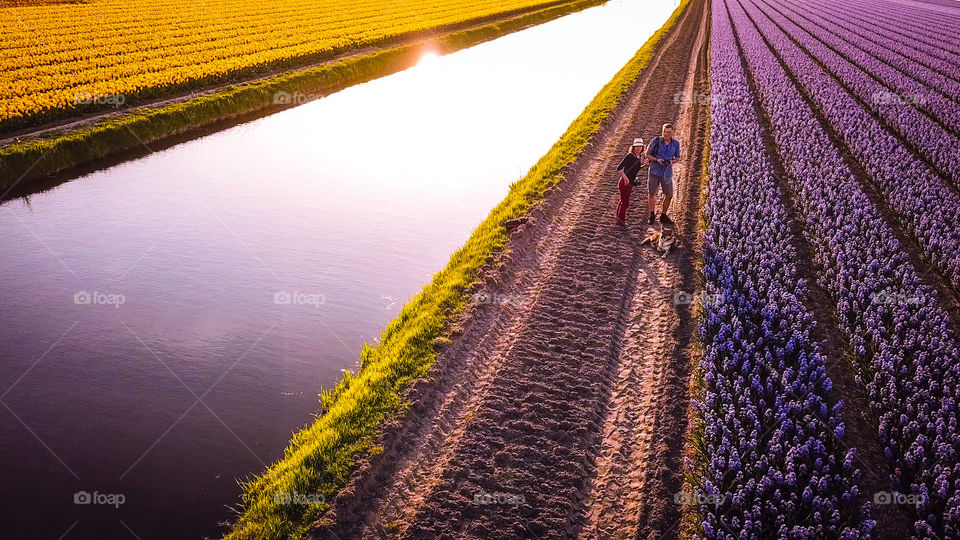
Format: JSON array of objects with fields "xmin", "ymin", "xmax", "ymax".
[{"xmin": 0, "ymin": 0, "xmax": 563, "ymax": 130}]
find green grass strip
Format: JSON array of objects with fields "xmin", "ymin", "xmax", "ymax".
[
  {"xmin": 225, "ymin": 1, "xmax": 693, "ymax": 538},
  {"xmin": 0, "ymin": 0, "xmax": 604, "ymax": 192}
]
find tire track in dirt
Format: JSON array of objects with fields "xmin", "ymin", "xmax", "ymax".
[{"xmin": 310, "ymin": 1, "xmax": 709, "ymax": 537}]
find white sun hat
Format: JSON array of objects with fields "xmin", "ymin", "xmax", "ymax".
[{"xmin": 632, "ymin": 137, "xmax": 645, "ymax": 146}]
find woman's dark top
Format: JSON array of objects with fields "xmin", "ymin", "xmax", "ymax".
[{"xmin": 616, "ymin": 152, "xmax": 644, "ymax": 185}]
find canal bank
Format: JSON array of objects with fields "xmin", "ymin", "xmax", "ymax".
[{"xmin": 0, "ymin": 1, "xmax": 682, "ymax": 538}]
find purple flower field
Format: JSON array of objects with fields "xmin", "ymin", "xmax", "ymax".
[{"xmin": 695, "ymin": 0, "xmax": 960, "ymax": 537}]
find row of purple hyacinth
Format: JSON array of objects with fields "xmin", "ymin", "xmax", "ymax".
[
  {"xmin": 696, "ymin": 2, "xmax": 869, "ymax": 538},
  {"xmin": 831, "ymin": 0, "xmax": 960, "ymax": 52},
  {"xmin": 820, "ymin": 0, "xmax": 960, "ymax": 64},
  {"xmin": 763, "ymin": 0, "xmax": 960, "ymax": 171},
  {"xmin": 899, "ymin": 0, "xmax": 960, "ymax": 11},
  {"xmin": 777, "ymin": 0, "xmax": 960, "ymax": 133},
  {"xmin": 779, "ymin": 0, "xmax": 960, "ymax": 107},
  {"xmin": 896, "ymin": 0, "xmax": 960, "ymax": 11},
  {"xmin": 728, "ymin": 0, "xmax": 960, "ymax": 535},
  {"xmin": 747, "ymin": 0, "xmax": 960, "ymax": 293},
  {"xmin": 788, "ymin": 0, "xmax": 960, "ymax": 85}
]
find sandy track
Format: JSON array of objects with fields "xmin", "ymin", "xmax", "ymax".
[
  {"xmin": 578, "ymin": 8, "xmax": 709, "ymax": 539},
  {"xmin": 311, "ymin": 1, "xmax": 710, "ymax": 537}
]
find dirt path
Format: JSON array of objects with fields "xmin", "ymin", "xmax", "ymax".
[
  {"xmin": 310, "ymin": 0, "xmax": 710, "ymax": 537},
  {"xmin": 578, "ymin": 9, "xmax": 709, "ymax": 539}
]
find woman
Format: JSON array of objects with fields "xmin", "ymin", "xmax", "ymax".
[{"xmin": 615, "ymin": 137, "xmax": 646, "ymax": 226}]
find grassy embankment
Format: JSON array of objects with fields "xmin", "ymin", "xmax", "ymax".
[
  {"xmin": 0, "ymin": 0, "xmax": 603, "ymax": 192},
  {"xmin": 225, "ymin": 1, "xmax": 694, "ymax": 538}
]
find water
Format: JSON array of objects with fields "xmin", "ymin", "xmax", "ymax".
[{"xmin": 0, "ymin": 1, "xmax": 674, "ymax": 537}]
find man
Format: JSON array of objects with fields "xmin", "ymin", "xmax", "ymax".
[
  {"xmin": 615, "ymin": 138, "xmax": 646, "ymax": 226},
  {"xmin": 646, "ymin": 123, "xmax": 681, "ymax": 225}
]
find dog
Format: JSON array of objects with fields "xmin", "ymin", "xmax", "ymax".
[{"xmin": 640, "ymin": 225, "xmax": 678, "ymax": 258}]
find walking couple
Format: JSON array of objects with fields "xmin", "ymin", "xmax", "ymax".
[{"xmin": 614, "ymin": 122, "xmax": 681, "ymax": 227}]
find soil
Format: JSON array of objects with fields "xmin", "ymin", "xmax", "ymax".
[{"xmin": 307, "ymin": 0, "xmax": 711, "ymax": 537}]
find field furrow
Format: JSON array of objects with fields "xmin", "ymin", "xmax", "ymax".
[
  {"xmin": 830, "ymin": 0, "xmax": 960, "ymax": 50},
  {"xmin": 759, "ymin": 0, "xmax": 960, "ymax": 147},
  {"xmin": 778, "ymin": 0, "xmax": 960, "ymax": 80},
  {"xmin": 775, "ymin": 0, "xmax": 960, "ymax": 104}
]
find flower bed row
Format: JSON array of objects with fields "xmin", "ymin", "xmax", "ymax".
[
  {"xmin": 747, "ymin": 0, "xmax": 960, "ymax": 296},
  {"xmin": 760, "ymin": 0, "xmax": 960, "ymax": 170},
  {"xmin": 783, "ymin": 0, "xmax": 960, "ymax": 84},
  {"xmin": 830, "ymin": 0, "xmax": 960, "ymax": 52},
  {"xmin": 777, "ymin": 0, "xmax": 960, "ymax": 105},
  {"xmin": 728, "ymin": 0, "xmax": 960, "ymax": 535},
  {"xmin": 694, "ymin": 2, "xmax": 868, "ymax": 537}
]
